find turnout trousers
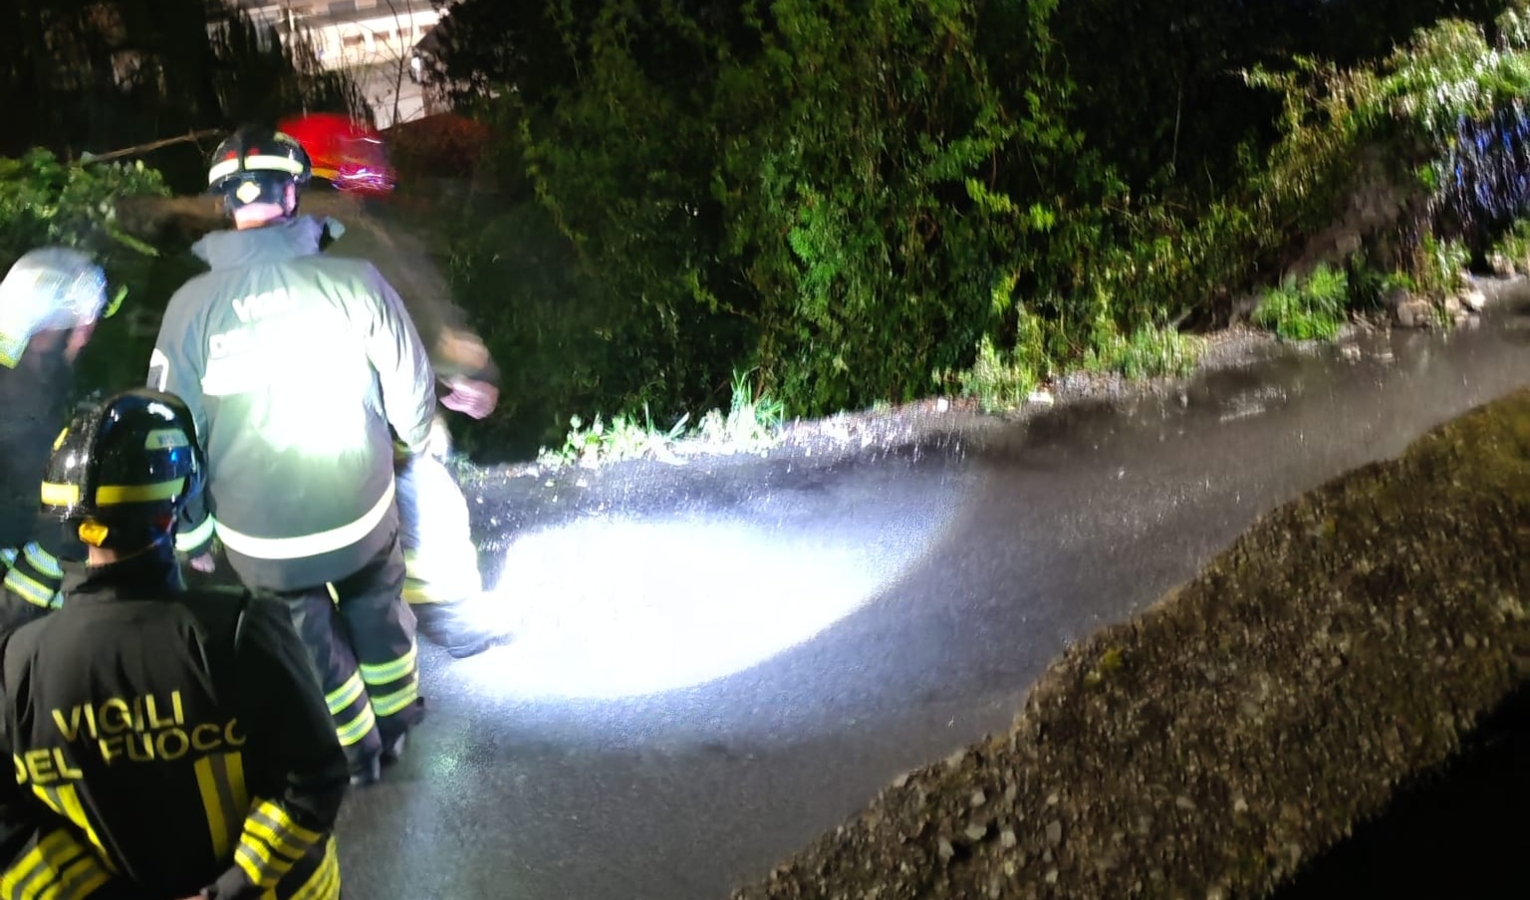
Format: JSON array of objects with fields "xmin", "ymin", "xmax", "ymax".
[
  {"xmin": 396, "ymin": 424, "xmax": 482, "ymax": 607},
  {"xmin": 277, "ymin": 529, "xmax": 425, "ymax": 767}
]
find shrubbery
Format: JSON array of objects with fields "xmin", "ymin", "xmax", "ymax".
[
  {"xmin": 0, "ymin": 149, "xmax": 178, "ymax": 395},
  {"xmin": 10, "ymin": 1, "xmax": 1530, "ymax": 461},
  {"xmin": 413, "ymin": 0, "xmax": 1530, "ymax": 457}
]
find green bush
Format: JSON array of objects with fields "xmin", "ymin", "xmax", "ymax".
[
  {"xmin": 0, "ymin": 149, "xmax": 175, "ymax": 397},
  {"xmin": 330, "ymin": 0, "xmax": 1530, "ymax": 453},
  {"xmin": 1252, "ymin": 264, "xmax": 1351, "ymax": 342}
]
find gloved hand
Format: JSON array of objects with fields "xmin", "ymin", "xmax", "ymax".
[{"xmin": 440, "ymin": 376, "xmax": 498, "ymax": 420}]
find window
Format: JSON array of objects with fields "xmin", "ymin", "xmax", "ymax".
[
  {"xmin": 328, "ymin": 0, "xmax": 356, "ymax": 13},
  {"xmin": 342, "ymin": 34, "xmax": 365, "ymax": 47}
]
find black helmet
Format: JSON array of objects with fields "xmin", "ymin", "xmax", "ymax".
[
  {"xmin": 42, "ymin": 388, "xmax": 206, "ymax": 550},
  {"xmin": 207, "ymin": 125, "xmax": 312, "ymax": 215}
]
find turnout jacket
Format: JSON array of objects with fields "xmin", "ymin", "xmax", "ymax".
[
  {"xmin": 149, "ymin": 215, "xmax": 438, "ymax": 591},
  {"xmin": 0, "ymin": 547, "xmax": 350, "ymax": 900},
  {"xmin": 0, "ymin": 519, "xmax": 73, "ymax": 638}
]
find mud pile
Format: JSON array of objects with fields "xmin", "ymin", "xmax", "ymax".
[{"xmin": 731, "ymin": 389, "xmax": 1530, "ymax": 900}]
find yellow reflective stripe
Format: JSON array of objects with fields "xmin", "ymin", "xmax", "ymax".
[
  {"xmin": 0, "ymin": 827, "xmax": 110, "ymax": 900},
  {"xmin": 215, "ymin": 479, "xmax": 395, "ymax": 562},
  {"xmin": 240, "ymin": 822, "xmax": 301, "ymax": 868},
  {"xmin": 290, "ymin": 837, "xmax": 340, "ymax": 900},
  {"xmin": 39, "ymin": 483, "xmax": 79, "ymax": 508},
  {"xmin": 0, "ymin": 829, "xmax": 66, "ymax": 897},
  {"xmin": 194, "ymin": 752, "xmax": 248, "ymax": 861},
  {"xmin": 30, "ymin": 785, "xmax": 113, "ymax": 875},
  {"xmin": 234, "ymin": 797, "xmax": 325, "ymax": 890},
  {"xmin": 368, "ymin": 681, "xmax": 419, "ymax": 718},
  {"xmin": 4, "ymin": 568, "xmax": 58, "ymax": 610},
  {"xmin": 94, "ymin": 479, "xmax": 185, "ymax": 505},
  {"xmin": 234, "ymin": 839, "xmax": 296, "ymax": 890},
  {"xmin": 323, "ymin": 673, "xmax": 364, "ymax": 716},
  {"xmin": 20, "ymin": 544, "xmax": 60, "ymax": 579},
  {"xmin": 358, "ymin": 641, "xmax": 416, "ymax": 686},
  {"xmin": 176, "ymin": 516, "xmax": 216, "ymax": 553},
  {"xmin": 333, "ymin": 703, "xmax": 376, "ymax": 748},
  {"xmin": 208, "ymin": 155, "xmax": 306, "ymax": 184},
  {"xmin": 50, "ymin": 855, "xmax": 111, "ymax": 900},
  {"xmin": 0, "ymin": 333, "xmax": 26, "ymax": 369},
  {"xmin": 250, "ymin": 800, "xmax": 322, "ymax": 851}
]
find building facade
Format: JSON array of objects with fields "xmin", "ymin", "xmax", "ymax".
[{"xmin": 235, "ymin": 0, "xmax": 443, "ymax": 128}]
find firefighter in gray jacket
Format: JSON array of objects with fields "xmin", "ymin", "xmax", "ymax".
[{"xmin": 147, "ymin": 125, "xmax": 435, "ymax": 787}]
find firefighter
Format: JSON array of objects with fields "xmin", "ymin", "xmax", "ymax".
[
  {"xmin": 0, "ymin": 245, "xmax": 112, "ymax": 372},
  {"xmin": 0, "ymin": 387, "xmax": 350, "ymax": 900},
  {"xmin": 147, "ymin": 124, "xmax": 437, "ymax": 787},
  {"xmin": 316, "ymin": 198, "xmax": 514, "ymax": 659},
  {"xmin": 0, "ymin": 248, "xmax": 117, "ymax": 630},
  {"xmin": 393, "ymin": 325, "xmax": 510, "ymax": 659}
]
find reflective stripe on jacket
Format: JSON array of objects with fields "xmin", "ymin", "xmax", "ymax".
[
  {"xmin": 149, "ymin": 215, "xmax": 436, "ymax": 591},
  {"xmin": 0, "ymin": 549, "xmax": 349, "ymax": 899}
]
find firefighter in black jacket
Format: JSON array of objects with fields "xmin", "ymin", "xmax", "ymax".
[
  {"xmin": 0, "ymin": 388, "xmax": 350, "ymax": 900},
  {"xmin": 148, "ymin": 125, "xmax": 437, "ymax": 786}
]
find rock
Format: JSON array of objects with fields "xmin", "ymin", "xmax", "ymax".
[
  {"xmin": 1395, "ymin": 296, "xmax": 1434, "ymax": 329},
  {"xmin": 1045, "ymin": 820, "xmax": 1063, "ymax": 846},
  {"xmin": 1460, "ymin": 288, "xmax": 1487, "ymax": 312},
  {"xmin": 1334, "ymin": 230, "xmax": 1362, "ymax": 257},
  {"xmin": 1381, "ymin": 286, "xmax": 1411, "ymax": 312}
]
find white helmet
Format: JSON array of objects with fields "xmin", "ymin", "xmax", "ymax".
[{"xmin": 0, "ymin": 247, "xmax": 109, "ymax": 368}]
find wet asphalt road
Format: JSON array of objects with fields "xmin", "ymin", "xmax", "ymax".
[{"xmin": 334, "ymin": 287, "xmax": 1530, "ymax": 899}]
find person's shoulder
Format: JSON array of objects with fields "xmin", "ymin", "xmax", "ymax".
[
  {"xmin": 174, "ymin": 584, "xmax": 248, "ymax": 620},
  {"xmin": 3, "ymin": 610, "xmax": 52, "ymax": 652},
  {"xmin": 178, "ymin": 586, "xmax": 297, "ymax": 645},
  {"xmin": 162, "ymin": 265, "xmax": 222, "ymax": 315},
  {"xmin": 301, "ymin": 251, "xmax": 382, "ymax": 280},
  {"xmin": 0, "ymin": 607, "xmax": 59, "ymax": 682}
]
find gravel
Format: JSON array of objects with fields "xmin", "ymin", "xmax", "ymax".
[{"xmin": 727, "ymin": 387, "xmax": 1530, "ymax": 900}]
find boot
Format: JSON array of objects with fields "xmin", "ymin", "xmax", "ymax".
[
  {"xmin": 349, "ymin": 753, "xmax": 382, "ymax": 788},
  {"xmin": 412, "ymin": 597, "xmax": 514, "ymax": 659}
]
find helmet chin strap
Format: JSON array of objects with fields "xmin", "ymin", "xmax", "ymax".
[{"xmin": 78, "ymin": 514, "xmax": 177, "ymax": 560}]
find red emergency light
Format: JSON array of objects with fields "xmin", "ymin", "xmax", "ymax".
[{"xmin": 277, "ymin": 112, "xmax": 397, "ymax": 195}]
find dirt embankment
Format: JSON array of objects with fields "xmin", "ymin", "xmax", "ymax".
[{"xmin": 730, "ymin": 389, "xmax": 1530, "ymax": 900}]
